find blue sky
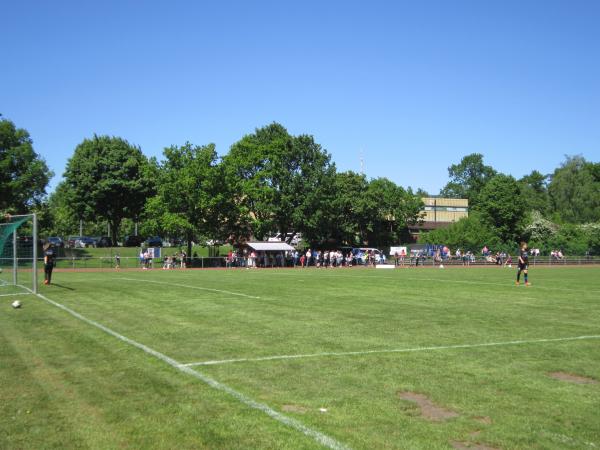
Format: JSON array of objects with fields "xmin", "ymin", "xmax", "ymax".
[{"xmin": 2, "ymin": 0, "xmax": 599, "ymax": 195}]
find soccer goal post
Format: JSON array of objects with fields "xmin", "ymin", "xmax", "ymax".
[{"xmin": 0, "ymin": 214, "xmax": 38, "ymax": 294}]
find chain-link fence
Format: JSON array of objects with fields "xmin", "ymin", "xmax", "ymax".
[{"xmin": 35, "ymin": 254, "xmax": 600, "ymax": 270}]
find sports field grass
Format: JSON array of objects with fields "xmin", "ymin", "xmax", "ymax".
[{"xmin": 1, "ymin": 266, "xmax": 599, "ymax": 449}]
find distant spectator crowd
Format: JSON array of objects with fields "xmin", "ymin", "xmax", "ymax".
[{"xmin": 224, "ymin": 248, "xmax": 386, "ymax": 269}]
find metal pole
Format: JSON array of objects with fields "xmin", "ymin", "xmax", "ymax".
[
  {"xmin": 32, "ymin": 213, "xmax": 38, "ymax": 293},
  {"xmin": 13, "ymin": 230, "xmax": 17, "ymax": 285},
  {"xmin": 79, "ymin": 219, "xmax": 83, "ymax": 236}
]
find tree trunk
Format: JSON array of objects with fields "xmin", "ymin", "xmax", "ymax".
[
  {"xmin": 110, "ymin": 218, "xmax": 121, "ymax": 247},
  {"xmin": 186, "ymin": 231, "xmax": 193, "ymax": 267}
]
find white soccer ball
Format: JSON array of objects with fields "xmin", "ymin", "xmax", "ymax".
[
  {"xmin": 12, "ymin": 300, "xmax": 21, "ymax": 309},
  {"xmin": 439, "ymin": 264, "xmax": 444, "ymax": 269}
]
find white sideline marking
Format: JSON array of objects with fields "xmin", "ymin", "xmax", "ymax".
[
  {"xmin": 118, "ymin": 277, "xmax": 261, "ymax": 299},
  {"xmin": 0, "ymin": 292, "xmax": 31, "ymax": 297},
  {"xmin": 182, "ymin": 335, "xmax": 600, "ymax": 367},
  {"xmin": 27, "ymin": 290, "xmax": 346, "ymax": 450}
]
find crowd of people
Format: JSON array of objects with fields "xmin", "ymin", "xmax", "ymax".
[
  {"xmin": 224, "ymin": 248, "xmax": 386, "ymax": 268},
  {"xmin": 161, "ymin": 251, "xmax": 187, "ymax": 269},
  {"xmin": 133, "ymin": 249, "xmax": 188, "ymax": 270},
  {"xmin": 138, "ymin": 245, "xmax": 554, "ymax": 270}
]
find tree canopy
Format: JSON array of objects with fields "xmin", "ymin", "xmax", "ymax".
[
  {"xmin": 0, "ymin": 118, "xmax": 52, "ymax": 213},
  {"xmin": 63, "ymin": 135, "xmax": 154, "ymax": 245},
  {"xmin": 476, "ymin": 174, "xmax": 525, "ymax": 244},
  {"xmin": 142, "ymin": 142, "xmax": 229, "ymax": 256},
  {"xmin": 548, "ymin": 156, "xmax": 600, "ymax": 223},
  {"xmin": 440, "ymin": 153, "xmax": 497, "ymax": 207},
  {"xmin": 6, "ymin": 115, "xmax": 598, "ymax": 255},
  {"xmin": 518, "ymin": 170, "xmax": 550, "ymax": 214},
  {"xmin": 222, "ymin": 123, "xmax": 337, "ymax": 244}
]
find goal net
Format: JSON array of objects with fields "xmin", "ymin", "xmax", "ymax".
[{"xmin": 0, "ymin": 214, "xmax": 38, "ymax": 294}]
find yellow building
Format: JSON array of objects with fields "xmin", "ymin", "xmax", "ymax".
[
  {"xmin": 421, "ymin": 197, "xmax": 469, "ymax": 223},
  {"xmin": 408, "ymin": 197, "xmax": 469, "ymax": 241}
]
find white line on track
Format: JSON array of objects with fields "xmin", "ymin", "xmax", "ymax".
[
  {"xmin": 0, "ymin": 292, "xmax": 31, "ymax": 297},
  {"xmin": 27, "ymin": 288, "xmax": 348, "ymax": 450},
  {"xmin": 182, "ymin": 335, "xmax": 600, "ymax": 367},
  {"xmin": 118, "ymin": 277, "xmax": 261, "ymax": 299}
]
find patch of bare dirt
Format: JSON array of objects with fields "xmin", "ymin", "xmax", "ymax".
[
  {"xmin": 548, "ymin": 372, "xmax": 598, "ymax": 384},
  {"xmin": 281, "ymin": 404, "xmax": 308, "ymax": 413},
  {"xmin": 450, "ymin": 441, "xmax": 500, "ymax": 450},
  {"xmin": 398, "ymin": 391, "xmax": 459, "ymax": 421},
  {"xmin": 473, "ymin": 416, "xmax": 493, "ymax": 425}
]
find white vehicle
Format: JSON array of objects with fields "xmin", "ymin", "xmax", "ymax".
[{"xmin": 268, "ymin": 233, "xmax": 301, "ymax": 246}]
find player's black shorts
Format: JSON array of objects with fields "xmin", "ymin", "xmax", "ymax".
[{"xmin": 518, "ymin": 262, "xmax": 528, "ymax": 270}]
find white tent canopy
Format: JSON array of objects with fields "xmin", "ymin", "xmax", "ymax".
[{"xmin": 247, "ymin": 242, "xmax": 294, "ymax": 251}]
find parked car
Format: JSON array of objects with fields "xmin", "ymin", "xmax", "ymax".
[
  {"xmin": 46, "ymin": 236, "xmax": 64, "ymax": 248},
  {"xmin": 123, "ymin": 235, "xmax": 144, "ymax": 247},
  {"xmin": 145, "ymin": 236, "xmax": 163, "ymax": 247},
  {"xmin": 94, "ymin": 236, "xmax": 112, "ymax": 247},
  {"xmin": 67, "ymin": 236, "xmax": 82, "ymax": 248},
  {"xmin": 164, "ymin": 237, "xmax": 183, "ymax": 247},
  {"xmin": 75, "ymin": 237, "xmax": 97, "ymax": 248}
]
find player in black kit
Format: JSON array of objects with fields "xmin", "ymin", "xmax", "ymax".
[
  {"xmin": 43, "ymin": 242, "xmax": 56, "ymax": 285},
  {"xmin": 516, "ymin": 242, "xmax": 530, "ymax": 286}
]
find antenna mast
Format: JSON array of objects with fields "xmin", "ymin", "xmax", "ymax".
[{"xmin": 359, "ymin": 149, "xmax": 364, "ymax": 175}]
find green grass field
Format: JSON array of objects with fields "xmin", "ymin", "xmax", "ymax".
[{"xmin": 1, "ymin": 266, "xmax": 599, "ymax": 449}]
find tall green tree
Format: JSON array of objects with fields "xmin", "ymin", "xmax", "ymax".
[
  {"xmin": 46, "ymin": 181, "xmax": 80, "ymax": 237},
  {"xmin": 305, "ymin": 173, "xmax": 423, "ymax": 248},
  {"xmin": 64, "ymin": 135, "xmax": 153, "ymax": 245},
  {"xmin": 548, "ymin": 155, "xmax": 600, "ymax": 223},
  {"xmin": 440, "ymin": 153, "xmax": 497, "ymax": 207},
  {"xmin": 476, "ymin": 174, "xmax": 525, "ymax": 244},
  {"xmin": 222, "ymin": 123, "xmax": 336, "ymax": 243},
  {"xmin": 319, "ymin": 171, "xmax": 370, "ymax": 246},
  {"xmin": 142, "ymin": 142, "xmax": 229, "ymax": 257},
  {"xmin": 0, "ymin": 117, "xmax": 53, "ymax": 212},
  {"xmin": 362, "ymin": 178, "xmax": 423, "ymax": 248},
  {"xmin": 518, "ymin": 170, "xmax": 550, "ymax": 214}
]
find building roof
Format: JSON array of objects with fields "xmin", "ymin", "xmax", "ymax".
[{"xmin": 247, "ymin": 242, "xmax": 295, "ymax": 251}]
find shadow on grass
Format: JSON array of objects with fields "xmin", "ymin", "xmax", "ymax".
[{"xmin": 47, "ymin": 283, "xmax": 75, "ymax": 291}]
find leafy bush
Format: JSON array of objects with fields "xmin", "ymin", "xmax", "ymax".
[{"xmin": 420, "ymin": 212, "xmax": 503, "ymax": 252}]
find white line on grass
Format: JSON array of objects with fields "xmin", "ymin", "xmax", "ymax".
[
  {"xmin": 182, "ymin": 335, "xmax": 600, "ymax": 367},
  {"xmin": 118, "ymin": 277, "xmax": 261, "ymax": 299},
  {"xmin": 0, "ymin": 292, "xmax": 32, "ymax": 297},
  {"xmin": 27, "ymin": 289, "xmax": 346, "ymax": 450}
]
